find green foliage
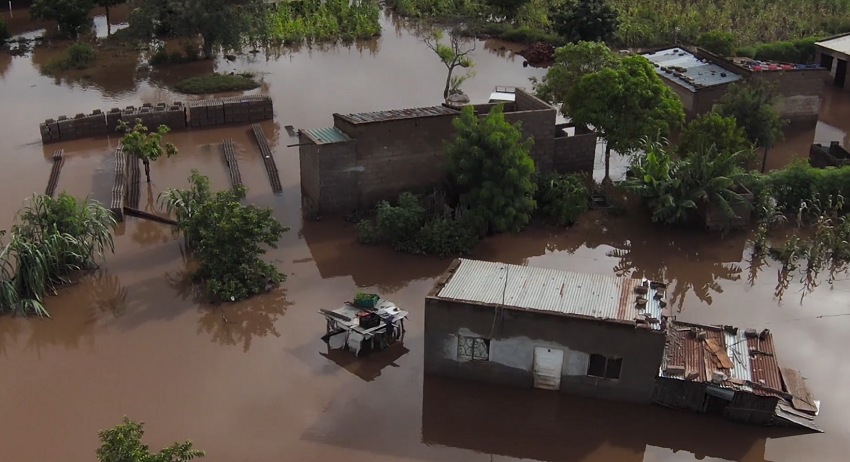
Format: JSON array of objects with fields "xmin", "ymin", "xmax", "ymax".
[
  {"xmin": 262, "ymin": 0, "xmax": 381, "ymax": 45},
  {"xmin": 0, "ymin": 194, "xmax": 116, "ymax": 317},
  {"xmin": 0, "ymin": 16, "xmax": 9, "ymax": 41},
  {"xmin": 31, "ymin": 0, "xmax": 93, "ymax": 37},
  {"xmin": 360, "ymin": 192, "xmax": 478, "ymax": 257},
  {"xmin": 148, "ymin": 43, "xmax": 202, "ymax": 66},
  {"xmin": 678, "ymin": 113, "xmax": 752, "ymax": 160},
  {"xmin": 751, "ymin": 36, "xmax": 824, "ymax": 64},
  {"xmin": 118, "ymin": 119, "xmax": 178, "ymax": 182},
  {"xmin": 735, "ymin": 46, "xmax": 757, "ymax": 58},
  {"xmin": 567, "ymin": 54, "xmax": 684, "ymax": 179},
  {"xmin": 486, "ymin": 0, "xmax": 531, "ymax": 17},
  {"xmin": 610, "ymin": 0, "xmax": 850, "ymax": 48},
  {"xmin": 173, "ymin": 73, "xmax": 259, "ymax": 94},
  {"xmin": 623, "ymin": 139, "xmax": 752, "ymax": 224},
  {"xmin": 764, "ymin": 161, "xmax": 850, "ymax": 217},
  {"xmin": 696, "ymin": 31, "xmax": 735, "ymax": 56},
  {"xmin": 129, "ymin": 0, "xmax": 265, "ymax": 58},
  {"xmin": 159, "ymin": 171, "xmax": 290, "ymax": 302},
  {"xmin": 550, "ymin": 0, "xmax": 619, "ymax": 43},
  {"xmin": 532, "ymin": 41, "xmax": 620, "ymax": 113},
  {"xmin": 424, "ymin": 30, "xmax": 476, "ymax": 98},
  {"xmin": 481, "ymin": 24, "xmax": 564, "ymax": 45},
  {"xmin": 96, "ymin": 416, "xmax": 205, "ymax": 462},
  {"xmin": 535, "ymin": 173, "xmax": 590, "ymax": 226},
  {"xmin": 387, "ymin": 0, "xmax": 480, "ymax": 19},
  {"xmin": 717, "ymin": 80, "xmax": 787, "ymax": 149},
  {"xmin": 47, "ymin": 42, "xmax": 97, "ymax": 71},
  {"xmin": 446, "ymin": 104, "xmax": 537, "ymax": 234}
]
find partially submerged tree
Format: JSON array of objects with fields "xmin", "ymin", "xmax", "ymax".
[
  {"xmin": 159, "ymin": 170, "xmax": 289, "ymax": 302},
  {"xmin": 550, "ymin": 0, "xmax": 619, "ymax": 43},
  {"xmin": 423, "ymin": 30, "xmax": 476, "ymax": 99},
  {"xmin": 567, "ymin": 55, "xmax": 684, "ymax": 181},
  {"xmin": 531, "ymin": 41, "xmax": 620, "ymax": 114},
  {"xmin": 96, "ymin": 0, "xmax": 125, "ymax": 36},
  {"xmin": 31, "ymin": 0, "xmax": 94, "ymax": 38},
  {"xmin": 678, "ymin": 113, "xmax": 752, "ymax": 159},
  {"xmin": 446, "ymin": 105, "xmax": 536, "ymax": 234},
  {"xmin": 118, "ymin": 119, "xmax": 178, "ymax": 183},
  {"xmin": 96, "ymin": 416, "xmax": 205, "ymax": 462},
  {"xmin": 717, "ymin": 80, "xmax": 788, "ymax": 172}
]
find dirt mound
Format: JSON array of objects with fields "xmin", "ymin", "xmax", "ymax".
[{"xmin": 519, "ymin": 42, "xmax": 555, "ymax": 67}]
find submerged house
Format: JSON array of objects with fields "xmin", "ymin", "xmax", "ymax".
[{"xmin": 424, "ymin": 259, "xmax": 821, "ymax": 431}]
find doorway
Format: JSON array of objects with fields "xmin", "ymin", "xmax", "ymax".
[
  {"xmin": 533, "ymin": 347, "xmax": 564, "ymax": 391},
  {"xmin": 835, "ymin": 59, "xmax": 847, "ymax": 88}
]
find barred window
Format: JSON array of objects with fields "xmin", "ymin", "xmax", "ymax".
[
  {"xmin": 458, "ymin": 336, "xmax": 490, "ymax": 361},
  {"xmin": 587, "ymin": 354, "xmax": 622, "ymax": 379}
]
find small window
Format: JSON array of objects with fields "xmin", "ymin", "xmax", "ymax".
[
  {"xmin": 587, "ymin": 354, "xmax": 622, "ymax": 379},
  {"xmin": 458, "ymin": 336, "xmax": 490, "ymax": 361}
]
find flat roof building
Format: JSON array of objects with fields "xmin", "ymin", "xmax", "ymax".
[{"xmin": 816, "ymin": 33, "xmax": 850, "ymax": 90}]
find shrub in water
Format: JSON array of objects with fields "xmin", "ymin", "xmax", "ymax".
[{"xmin": 535, "ymin": 173, "xmax": 590, "ymax": 226}]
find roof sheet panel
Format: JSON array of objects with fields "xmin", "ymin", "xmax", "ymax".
[{"xmin": 304, "ymin": 127, "xmax": 350, "ymax": 145}]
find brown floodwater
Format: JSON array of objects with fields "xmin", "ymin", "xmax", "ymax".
[{"xmin": 2, "ymin": 8, "xmax": 850, "ymax": 462}]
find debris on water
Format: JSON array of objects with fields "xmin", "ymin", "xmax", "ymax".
[{"xmin": 518, "ymin": 42, "xmax": 555, "ymax": 67}]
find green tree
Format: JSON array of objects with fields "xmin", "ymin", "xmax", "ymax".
[
  {"xmin": 423, "ymin": 30, "xmax": 476, "ymax": 99},
  {"xmin": 550, "ymin": 0, "xmax": 619, "ymax": 43},
  {"xmin": 486, "ymin": 0, "xmax": 530, "ymax": 18},
  {"xmin": 96, "ymin": 416, "xmax": 204, "ymax": 462},
  {"xmin": 159, "ymin": 170, "xmax": 289, "ymax": 302},
  {"xmin": 96, "ymin": 0, "xmax": 125, "ymax": 35},
  {"xmin": 446, "ymin": 105, "xmax": 536, "ymax": 234},
  {"xmin": 678, "ymin": 113, "xmax": 752, "ymax": 159},
  {"xmin": 717, "ymin": 80, "xmax": 788, "ymax": 172},
  {"xmin": 567, "ymin": 55, "xmax": 684, "ymax": 181},
  {"xmin": 118, "ymin": 119, "xmax": 177, "ymax": 183},
  {"xmin": 531, "ymin": 41, "xmax": 620, "ymax": 115},
  {"xmin": 696, "ymin": 31, "xmax": 736, "ymax": 56},
  {"xmin": 131, "ymin": 0, "xmax": 263, "ymax": 59},
  {"xmin": 31, "ymin": 0, "xmax": 94, "ymax": 37}
]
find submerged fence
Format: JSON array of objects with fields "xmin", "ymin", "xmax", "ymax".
[{"xmin": 39, "ymin": 95, "xmax": 274, "ymax": 144}]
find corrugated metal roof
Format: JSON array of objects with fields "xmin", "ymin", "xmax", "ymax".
[
  {"xmin": 748, "ymin": 333, "xmax": 783, "ymax": 393},
  {"xmin": 725, "ymin": 330, "xmax": 753, "ymax": 385},
  {"xmin": 435, "ymin": 259, "xmax": 666, "ymax": 329},
  {"xmin": 642, "ymin": 47, "xmax": 742, "ymax": 91},
  {"xmin": 303, "ymin": 127, "xmax": 351, "ymax": 145},
  {"xmin": 339, "ymin": 106, "xmax": 459, "ymax": 124},
  {"xmin": 817, "ymin": 33, "xmax": 850, "ymax": 55}
]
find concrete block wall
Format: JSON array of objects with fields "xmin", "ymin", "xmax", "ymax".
[
  {"xmin": 553, "ymin": 131, "xmax": 598, "ymax": 173},
  {"xmin": 752, "ymin": 69, "xmax": 828, "ymax": 123},
  {"xmin": 120, "ymin": 102, "xmax": 186, "ymax": 131},
  {"xmin": 504, "ymin": 109, "xmax": 556, "ymax": 172},
  {"xmin": 40, "ymin": 110, "xmax": 107, "ymax": 143},
  {"xmin": 298, "ymin": 133, "xmax": 360, "ymax": 217},
  {"xmin": 334, "ymin": 113, "xmax": 457, "ymax": 207}
]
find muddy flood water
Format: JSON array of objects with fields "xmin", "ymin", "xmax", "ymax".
[{"xmin": 2, "ymin": 6, "xmax": 850, "ymax": 462}]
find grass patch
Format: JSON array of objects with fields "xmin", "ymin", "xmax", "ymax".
[
  {"xmin": 46, "ymin": 42, "xmax": 96, "ymax": 71},
  {"xmin": 468, "ymin": 23, "xmax": 566, "ymax": 46},
  {"xmin": 173, "ymin": 73, "xmax": 260, "ymax": 94},
  {"xmin": 262, "ymin": 0, "xmax": 381, "ymax": 44}
]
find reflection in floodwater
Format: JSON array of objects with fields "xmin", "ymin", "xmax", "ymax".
[
  {"xmin": 319, "ymin": 339, "xmax": 409, "ymax": 382},
  {"xmin": 421, "ymin": 377, "xmax": 804, "ymax": 462}
]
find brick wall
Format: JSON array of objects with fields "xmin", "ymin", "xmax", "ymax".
[
  {"xmin": 692, "ymin": 83, "xmax": 730, "ymax": 116},
  {"xmin": 504, "ymin": 109, "xmax": 556, "ymax": 172},
  {"xmin": 752, "ymin": 69, "xmax": 828, "ymax": 122},
  {"xmin": 334, "ymin": 113, "xmax": 457, "ymax": 206},
  {"xmin": 553, "ymin": 131, "xmax": 598, "ymax": 173},
  {"xmin": 657, "ymin": 77, "xmax": 696, "ymax": 115},
  {"xmin": 299, "ymin": 133, "xmax": 359, "ymax": 217}
]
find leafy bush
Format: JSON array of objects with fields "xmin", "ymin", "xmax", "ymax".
[
  {"xmin": 47, "ymin": 42, "xmax": 96, "ymax": 71},
  {"xmin": 623, "ymin": 139, "xmax": 752, "ymax": 224},
  {"xmin": 0, "ymin": 16, "xmax": 9, "ymax": 41},
  {"xmin": 149, "ymin": 44, "xmax": 201, "ymax": 66},
  {"xmin": 96, "ymin": 416, "xmax": 205, "ymax": 462},
  {"xmin": 696, "ymin": 31, "xmax": 735, "ymax": 56},
  {"xmin": 753, "ymin": 41, "xmax": 800, "ymax": 63},
  {"xmin": 535, "ymin": 173, "xmax": 590, "ymax": 226},
  {"xmin": 159, "ymin": 171, "xmax": 289, "ymax": 302},
  {"xmin": 765, "ymin": 161, "xmax": 850, "ymax": 216},
  {"xmin": 735, "ymin": 46, "xmax": 756, "ymax": 58},
  {"xmin": 550, "ymin": 0, "xmax": 619, "ymax": 43},
  {"xmin": 678, "ymin": 113, "xmax": 752, "ymax": 161},
  {"xmin": 31, "ymin": 0, "xmax": 93, "ymax": 38},
  {"xmin": 359, "ymin": 192, "xmax": 478, "ymax": 257},
  {"xmin": 173, "ymin": 73, "xmax": 260, "ymax": 94},
  {"xmin": 355, "ymin": 219, "xmax": 379, "ymax": 244}
]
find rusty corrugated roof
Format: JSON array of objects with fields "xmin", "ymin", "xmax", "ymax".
[
  {"xmin": 339, "ymin": 106, "xmax": 459, "ymax": 124},
  {"xmin": 435, "ymin": 259, "xmax": 667, "ymax": 330},
  {"xmin": 748, "ymin": 334, "xmax": 784, "ymax": 394},
  {"xmin": 660, "ymin": 321, "xmax": 787, "ymax": 397}
]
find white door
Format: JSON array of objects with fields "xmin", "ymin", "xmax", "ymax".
[{"xmin": 533, "ymin": 347, "xmax": 564, "ymax": 390}]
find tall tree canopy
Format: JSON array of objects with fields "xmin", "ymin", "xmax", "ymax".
[
  {"xmin": 677, "ymin": 113, "xmax": 752, "ymax": 159},
  {"xmin": 717, "ymin": 80, "xmax": 787, "ymax": 172},
  {"xmin": 550, "ymin": 0, "xmax": 619, "ymax": 43},
  {"xmin": 31, "ymin": 0, "xmax": 94, "ymax": 37},
  {"xmin": 532, "ymin": 41, "xmax": 620, "ymax": 115},
  {"xmin": 567, "ymin": 55, "xmax": 684, "ymax": 181},
  {"xmin": 446, "ymin": 105, "xmax": 536, "ymax": 234}
]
